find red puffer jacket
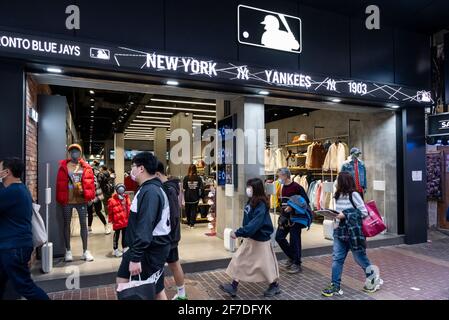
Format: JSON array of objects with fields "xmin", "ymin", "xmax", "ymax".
[
  {"xmin": 56, "ymin": 159, "xmax": 96, "ymax": 205},
  {"xmin": 107, "ymin": 194, "xmax": 131, "ymax": 230}
]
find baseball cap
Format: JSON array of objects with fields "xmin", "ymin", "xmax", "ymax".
[
  {"xmin": 67, "ymin": 144, "xmax": 82, "ymax": 153},
  {"xmin": 350, "ymin": 147, "xmax": 362, "ymax": 156}
]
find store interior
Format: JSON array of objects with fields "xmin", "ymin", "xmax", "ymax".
[{"xmin": 29, "ymin": 75, "xmax": 400, "ymax": 280}]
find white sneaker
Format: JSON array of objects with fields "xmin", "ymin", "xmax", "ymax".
[
  {"xmin": 64, "ymin": 250, "xmax": 73, "ymax": 262},
  {"xmin": 122, "ymin": 247, "xmax": 129, "ymax": 253},
  {"xmin": 113, "ymin": 249, "xmax": 123, "ymax": 258},
  {"xmin": 105, "ymin": 225, "xmax": 112, "ymax": 235},
  {"xmin": 82, "ymin": 250, "xmax": 94, "ymax": 262}
]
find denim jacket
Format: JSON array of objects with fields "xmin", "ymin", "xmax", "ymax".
[
  {"xmin": 341, "ymin": 159, "xmax": 367, "ymax": 191},
  {"xmin": 333, "ymin": 207, "xmax": 366, "ymax": 251}
]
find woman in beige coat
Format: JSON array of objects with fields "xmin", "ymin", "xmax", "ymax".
[{"xmin": 219, "ymin": 178, "xmax": 280, "ymax": 298}]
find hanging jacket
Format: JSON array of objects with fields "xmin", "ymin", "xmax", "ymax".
[
  {"xmin": 162, "ymin": 178, "xmax": 182, "ymax": 247},
  {"xmin": 323, "ymin": 142, "xmax": 348, "ymax": 172},
  {"xmin": 107, "ymin": 193, "xmax": 131, "ymax": 230},
  {"xmin": 56, "ymin": 159, "xmax": 95, "ymax": 205}
]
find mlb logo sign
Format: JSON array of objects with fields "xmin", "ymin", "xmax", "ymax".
[{"xmin": 237, "ymin": 5, "xmax": 302, "ymax": 54}]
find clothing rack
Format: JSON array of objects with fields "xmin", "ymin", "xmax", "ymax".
[{"xmin": 312, "ymin": 134, "xmax": 349, "ymax": 142}]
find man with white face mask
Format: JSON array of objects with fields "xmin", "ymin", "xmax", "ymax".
[
  {"xmin": 116, "ymin": 152, "xmax": 171, "ymax": 300},
  {"xmin": 0, "ymin": 158, "xmax": 49, "ymax": 300}
]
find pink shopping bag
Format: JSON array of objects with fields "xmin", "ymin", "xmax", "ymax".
[{"xmin": 363, "ymin": 201, "xmax": 386, "ymax": 237}]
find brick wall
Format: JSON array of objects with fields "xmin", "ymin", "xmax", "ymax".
[{"xmin": 25, "ymin": 76, "xmax": 51, "ymax": 201}]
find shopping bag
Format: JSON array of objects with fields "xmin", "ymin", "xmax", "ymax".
[
  {"xmin": 116, "ymin": 270, "xmax": 162, "ymax": 300},
  {"xmin": 31, "ymin": 203, "xmax": 48, "ymax": 248},
  {"xmin": 362, "ymin": 201, "xmax": 386, "ymax": 237}
]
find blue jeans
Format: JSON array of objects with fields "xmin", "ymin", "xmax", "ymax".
[
  {"xmin": 275, "ymin": 222, "xmax": 302, "ymax": 265},
  {"xmin": 0, "ymin": 247, "xmax": 49, "ymax": 300},
  {"xmin": 331, "ymin": 238, "xmax": 372, "ymax": 289}
]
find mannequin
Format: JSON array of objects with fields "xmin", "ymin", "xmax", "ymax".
[
  {"xmin": 340, "ymin": 147, "xmax": 367, "ymax": 199},
  {"xmin": 56, "ymin": 144, "xmax": 96, "ymax": 262}
]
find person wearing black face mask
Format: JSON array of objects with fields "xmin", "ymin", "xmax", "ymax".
[
  {"xmin": 107, "ymin": 184, "xmax": 130, "ymax": 258},
  {"xmin": 56, "ymin": 144, "xmax": 96, "ymax": 263}
]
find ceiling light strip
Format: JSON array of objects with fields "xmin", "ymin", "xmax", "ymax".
[{"xmin": 150, "ymin": 98, "xmax": 216, "ymax": 106}]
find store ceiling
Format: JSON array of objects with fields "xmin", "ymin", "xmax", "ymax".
[
  {"xmin": 50, "ymin": 85, "xmax": 216, "ymax": 155},
  {"xmin": 50, "ymin": 85, "xmax": 318, "ymax": 155},
  {"xmin": 301, "ymin": 0, "xmax": 449, "ymax": 34}
]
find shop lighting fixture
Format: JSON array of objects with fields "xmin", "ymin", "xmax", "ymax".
[
  {"xmin": 133, "ymin": 120, "xmax": 170, "ymax": 124},
  {"xmin": 145, "ymin": 106, "xmax": 216, "ymax": 113},
  {"xmin": 91, "ymin": 105, "xmax": 94, "ymax": 109},
  {"xmin": 129, "ymin": 102, "xmax": 134, "ymax": 105},
  {"xmin": 289, "ymin": 109, "xmax": 293, "ymax": 111},
  {"xmin": 141, "ymin": 111, "xmax": 173, "ymax": 115},
  {"xmin": 331, "ymin": 98, "xmax": 342, "ymax": 103},
  {"xmin": 166, "ymin": 80, "xmax": 179, "ymax": 86},
  {"xmin": 90, "ymin": 115, "xmax": 94, "ymax": 118},
  {"xmin": 137, "ymin": 116, "xmax": 172, "ymax": 120},
  {"xmin": 150, "ymin": 98, "xmax": 215, "ymax": 106},
  {"xmin": 46, "ymin": 67, "xmax": 62, "ymax": 73},
  {"xmin": 90, "ymin": 98, "xmax": 95, "ymax": 102},
  {"xmin": 193, "ymin": 115, "xmax": 216, "ymax": 119},
  {"xmin": 258, "ymin": 90, "xmax": 269, "ymax": 95},
  {"xmin": 89, "ymin": 90, "xmax": 95, "ymax": 95},
  {"xmin": 391, "ymin": 105, "xmax": 400, "ymax": 109}
]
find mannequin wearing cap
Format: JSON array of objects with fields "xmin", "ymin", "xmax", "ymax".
[
  {"xmin": 340, "ymin": 148, "xmax": 367, "ymax": 199},
  {"xmin": 107, "ymin": 184, "xmax": 130, "ymax": 258},
  {"xmin": 56, "ymin": 144, "xmax": 96, "ymax": 262}
]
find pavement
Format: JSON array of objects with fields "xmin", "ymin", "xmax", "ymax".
[{"xmin": 47, "ymin": 231, "xmax": 449, "ymax": 300}]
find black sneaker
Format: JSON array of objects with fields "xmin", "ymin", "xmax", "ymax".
[
  {"xmin": 286, "ymin": 264, "xmax": 302, "ymax": 274},
  {"xmin": 321, "ymin": 283, "xmax": 344, "ymax": 297},
  {"xmin": 263, "ymin": 283, "xmax": 281, "ymax": 297},
  {"xmin": 279, "ymin": 259, "xmax": 294, "ymax": 269},
  {"xmin": 219, "ymin": 283, "xmax": 237, "ymax": 297}
]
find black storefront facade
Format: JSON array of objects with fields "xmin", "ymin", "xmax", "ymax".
[{"xmin": 0, "ymin": 1, "xmax": 431, "ymax": 246}]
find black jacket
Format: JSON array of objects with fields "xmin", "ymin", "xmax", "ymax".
[
  {"xmin": 127, "ymin": 178, "xmax": 171, "ymax": 263},
  {"xmin": 235, "ymin": 201, "xmax": 273, "ymax": 242},
  {"xmin": 163, "ymin": 178, "xmax": 181, "ymax": 247},
  {"xmin": 183, "ymin": 175, "xmax": 203, "ymax": 203}
]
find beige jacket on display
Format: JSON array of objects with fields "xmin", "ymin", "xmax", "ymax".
[{"xmin": 322, "ymin": 142, "xmax": 349, "ymax": 172}]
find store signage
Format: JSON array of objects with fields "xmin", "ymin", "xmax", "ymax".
[
  {"xmin": 0, "ymin": 30, "xmax": 432, "ymax": 105},
  {"xmin": 237, "ymin": 5, "xmax": 302, "ymax": 54},
  {"xmin": 428, "ymin": 113, "xmax": 449, "ymax": 137}
]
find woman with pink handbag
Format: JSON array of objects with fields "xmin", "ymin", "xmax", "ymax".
[{"xmin": 321, "ymin": 172, "xmax": 383, "ymax": 297}]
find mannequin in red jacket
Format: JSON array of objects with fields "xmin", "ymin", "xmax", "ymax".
[
  {"xmin": 107, "ymin": 184, "xmax": 130, "ymax": 258},
  {"xmin": 56, "ymin": 144, "xmax": 96, "ymax": 263}
]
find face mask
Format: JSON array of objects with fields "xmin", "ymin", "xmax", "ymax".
[
  {"xmin": 246, "ymin": 187, "xmax": 253, "ymax": 198},
  {"xmin": 70, "ymin": 150, "xmax": 81, "ymax": 161},
  {"xmin": 278, "ymin": 178, "xmax": 284, "ymax": 185},
  {"xmin": 117, "ymin": 187, "xmax": 125, "ymax": 198},
  {"xmin": 0, "ymin": 170, "xmax": 7, "ymax": 183},
  {"xmin": 130, "ymin": 166, "xmax": 140, "ymax": 182}
]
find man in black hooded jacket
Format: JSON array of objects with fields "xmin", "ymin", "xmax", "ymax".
[
  {"xmin": 156, "ymin": 161, "xmax": 187, "ymax": 300},
  {"xmin": 116, "ymin": 153, "xmax": 171, "ymax": 300}
]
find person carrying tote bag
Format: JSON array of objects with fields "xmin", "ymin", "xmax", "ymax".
[{"xmin": 321, "ymin": 172, "xmax": 383, "ymax": 298}]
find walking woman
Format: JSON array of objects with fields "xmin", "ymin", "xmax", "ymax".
[
  {"xmin": 220, "ymin": 178, "xmax": 280, "ymax": 298},
  {"xmin": 322, "ymin": 172, "xmax": 383, "ymax": 297},
  {"xmin": 183, "ymin": 164, "xmax": 203, "ymax": 229}
]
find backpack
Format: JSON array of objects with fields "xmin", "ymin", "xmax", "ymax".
[{"xmin": 162, "ymin": 183, "xmax": 179, "ymax": 233}]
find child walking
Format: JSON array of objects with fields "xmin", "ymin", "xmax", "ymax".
[{"xmin": 107, "ymin": 184, "xmax": 130, "ymax": 257}]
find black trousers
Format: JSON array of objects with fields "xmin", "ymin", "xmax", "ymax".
[
  {"xmin": 185, "ymin": 203, "xmax": 198, "ymax": 226},
  {"xmin": 113, "ymin": 228, "xmax": 127, "ymax": 250},
  {"xmin": 87, "ymin": 200, "xmax": 107, "ymax": 227}
]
